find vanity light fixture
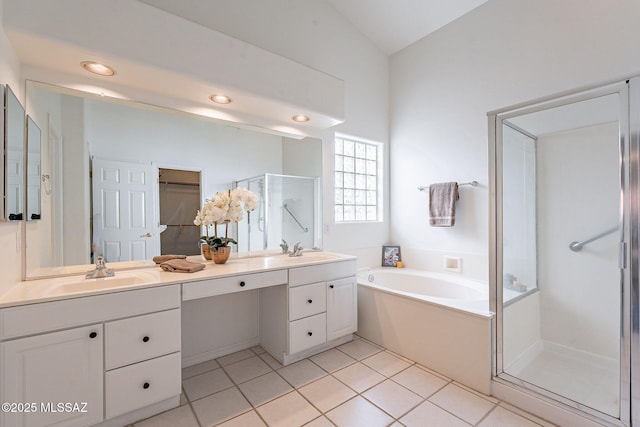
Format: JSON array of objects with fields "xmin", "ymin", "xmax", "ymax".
[
  {"xmin": 292, "ymin": 114, "xmax": 310, "ymax": 123},
  {"xmin": 81, "ymin": 61, "xmax": 116, "ymax": 76},
  {"xmin": 209, "ymin": 94, "xmax": 232, "ymax": 104}
]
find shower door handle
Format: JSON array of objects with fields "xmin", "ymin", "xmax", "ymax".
[{"xmin": 619, "ymin": 242, "xmax": 627, "ymax": 269}]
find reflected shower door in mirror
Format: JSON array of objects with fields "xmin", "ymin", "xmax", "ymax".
[
  {"xmin": 5, "ymin": 86, "xmax": 25, "ymax": 221},
  {"xmin": 26, "ymin": 116, "xmax": 42, "ymax": 221},
  {"xmin": 24, "ymin": 81, "xmax": 322, "ymax": 278},
  {"xmin": 235, "ymin": 174, "xmax": 320, "ymax": 253},
  {"xmin": 497, "ymin": 90, "xmax": 624, "ymax": 420}
]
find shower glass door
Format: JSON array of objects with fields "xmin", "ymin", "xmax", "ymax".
[{"xmin": 493, "ymin": 84, "xmax": 629, "ymax": 423}]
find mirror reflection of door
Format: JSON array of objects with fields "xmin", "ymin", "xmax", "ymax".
[
  {"xmin": 158, "ymin": 168, "xmax": 201, "ymax": 256},
  {"xmin": 91, "ymin": 158, "xmax": 158, "ymax": 263},
  {"xmin": 26, "ymin": 116, "xmax": 42, "ymax": 220}
]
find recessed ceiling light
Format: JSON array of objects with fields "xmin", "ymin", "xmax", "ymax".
[
  {"xmin": 210, "ymin": 94, "xmax": 232, "ymax": 104},
  {"xmin": 292, "ymin": 115, "xmax": 310, "ymax": 123},
  {"xmin": 81, "ymin": 61, "xmax": 116, "ymax": 76}
]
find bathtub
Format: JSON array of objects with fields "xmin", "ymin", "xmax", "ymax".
[{"xmin": 357, "ymin": 268, "xmax": 494, "ymax": 394}]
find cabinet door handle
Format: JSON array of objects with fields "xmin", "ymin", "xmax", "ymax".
[
  {"xmin": 329, "ymin": 284, "xmax": 334, "ymax": 289},
  {"xmin": 143, "ymin": 382, "xmax": 150, "ymax": 390},
  {"xmin": 239, "ymin": 281, "xmax": 246, "ymax": 287},
  {"xmin": 89, "ymin": 332, "xmax": 98, "ymax": 339},
  {"xmin": 307, "ymin": 331, "xmax": 313, "ymax": 336},
  {"xmin": 307, "ymin": 299, "xmax": 313, "ymax": 304},
  {"xmin": 142, "ymin": 336, "xmax": 150, "ymax": 343}
]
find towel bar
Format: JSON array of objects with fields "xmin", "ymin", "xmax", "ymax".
[{"xmin": 417, "ymin": 181, "xmax": 478, "ymax": 192}]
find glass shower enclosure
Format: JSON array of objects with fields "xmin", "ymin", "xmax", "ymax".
[
  {"xmin": 233, "ymin": 173, "xmax": 320, "ymax": 253},
  {"xmin": 489, "ymin": 79, "xmax": 640, "ymax": 426}
]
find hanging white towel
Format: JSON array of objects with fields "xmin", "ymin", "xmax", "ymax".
[{"xmin": 429, "ymin": 182, "xmax": 459, "ymax": 227}]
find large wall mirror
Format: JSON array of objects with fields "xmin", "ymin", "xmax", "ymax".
[
  {"xmin": 5, "ymin": 85, "xmax": 25, "ymax": 221},
  {"xmin": 25, "ymin": 81, "xmax": 322, "ymax": 279}
]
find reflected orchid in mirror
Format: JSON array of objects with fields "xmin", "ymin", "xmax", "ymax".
[{"xmin": 194, "ymin": 187, "xmax": 258, "ymax": 248}]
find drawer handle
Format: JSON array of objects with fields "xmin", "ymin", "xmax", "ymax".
[
  {"xmin": 307, "ymin": 299, "xmax": 313, "ymax": 304},
  {"xmin": 89, "ymin": 332, "xmax": 98, "ymax": 339},
  {"xmin": 143, "ymin": 382, "xmax": 150, "ymax": 390},
  {"xmin": 307, "ymin": 331, "xmax": 313, "ymax": 336},
  {"xmin": 240, "ymin": 281, "xmax": 246, "ymax": 287},
  {"xmin": 329, "ymin": 284, "xmax": 334, "ymax": 289},
  {"xmin": 142, "ymin": 336, "xmax": 150, "ymax": 343}
]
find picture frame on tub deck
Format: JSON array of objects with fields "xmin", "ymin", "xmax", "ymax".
[{"xmin": 382, "ymin": 245, "xmax": 401, "ymax": 267}]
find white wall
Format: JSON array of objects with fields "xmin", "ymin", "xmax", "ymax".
[
  {"xmin": 86, "ymin": 99, "xmax": 284, "ymax": 196},
  {"xmin": 390, "ymin": 0, "xmax": 640, "ymax": 274}
]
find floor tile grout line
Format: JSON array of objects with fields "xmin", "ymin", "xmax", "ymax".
[
  {"xmin": 471, "ymin": 400, "xmax": 500, "ymax": 426},
  {"xmin": 359, "ymin": 388, "xmax": 426, "ymax": 422},
  {"xmin": 175, "ymin": 344, "xmax": 549, "ymax": 427},
  {"xmin": 424, "ymin": 392, "xmax": 490, "ymax": 426}
]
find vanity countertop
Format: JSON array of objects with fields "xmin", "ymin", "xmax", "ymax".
[{"xmin": 0, "ymin": 251, "xmax": 356, "ymax": 309}]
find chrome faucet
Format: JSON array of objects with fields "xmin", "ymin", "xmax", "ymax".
[
  {"xmin": 289, "ymin": 242, "xmax": 303, "ymax": 257},
  {"xmin": 86, "ymin": 256, "xmax": 114, "ymax": 279},
  {"xmin": 279, "ymin": 239, "xmax": 289, "ymax": 254}
]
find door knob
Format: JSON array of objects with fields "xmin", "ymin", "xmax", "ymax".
[{"xmin": 140, "ymin": 232, "xmax": 152, "ymax": 238}]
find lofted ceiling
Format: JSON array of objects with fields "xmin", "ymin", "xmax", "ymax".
[
  {"xmin": 140, "ymin": 0, "xmax": 488, "ymax": 56},
  {"xmin": 324, "ymin": 0, "xmax": 488, "ymax": 55}
]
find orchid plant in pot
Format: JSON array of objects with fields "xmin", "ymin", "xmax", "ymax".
[{"xmin": 194, "ymin": 187, "xmax": 258, "ymax": 263}]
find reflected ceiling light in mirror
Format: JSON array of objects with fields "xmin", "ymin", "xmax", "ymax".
[
  {"xmin": 271, "ymin": 125, "xmax": 306, "ymax": 139},
  {"xmin": 188, "ymin": 107, "xmax": 239, "ymax": 122},
  {"xmin": 65, "ymin": 85, "xmax": 130, "ymax": 100},
  {"xmin": 292, "ymin": 114, "xmax": 310, "ymax": 123},
  {"xmin": 81, "ymin": 61, "xmax": 116, "ymax": 76},
  {"xmin": 209, "ymin": 94, "xmax": 232, "ymax": 105}
]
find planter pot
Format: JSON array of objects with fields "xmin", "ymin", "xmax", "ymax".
[
  {"xmin": 212, "ymin": 246, "xmax": 231, "ymax": 264},
  {"xmin": 200, "ymin": 243, "xmax": 212, "ymax": 261}
]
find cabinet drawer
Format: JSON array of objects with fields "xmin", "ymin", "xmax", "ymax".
[
  {"xmin": 289, "ymin": 260, "xmax": 357, "ymax": 287},
  {"xmin": 0, "ymin": 285, "xmax": 180, "ymax": 340},
  {"xmin": 289, "ymin": 282, "xmax": 326, "ymax": 321},
  {"xmin": 105, "ymin": 309, "xmax": 181, "ymax": 370},
  {"xmin": 289, "ymin": 313, "xmax": 326, "ymax": 354},
  {"xmin": 183, "ymin": 269, "xmax": 288, "ymax": 300},
  {"xmin": 105, "ymin": 352, "xmax": 181, "ymax": 418}
]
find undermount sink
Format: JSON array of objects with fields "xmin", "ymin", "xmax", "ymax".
[{"xmin": 41, "ymin": 271, "xmax": 157, "ymax": 295}]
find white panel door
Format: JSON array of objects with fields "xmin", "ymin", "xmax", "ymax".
[{"xmin": 92, "ymin": 158, "xmax": 157, "ymax": 262}]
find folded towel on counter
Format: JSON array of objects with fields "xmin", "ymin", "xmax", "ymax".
[
  {"xmin": 153, "ymin": 254, "xmax": 187, "ymax": 264},
  {"xmin": 160, "ymin": 259, "xmax": 205, "ymax": 273},
  {"xmin": 429, "ymin": 182, "xmax": 459, "ymax": 227}
]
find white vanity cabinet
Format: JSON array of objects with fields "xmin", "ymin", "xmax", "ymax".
[
  {"xmin": 259, "ymin": 259, "xmax": 357, "ymax": 364},
  {"xmin": 0, "ymin": 324, "xmax": 104, "ymax": 427},
  {"xmin": 326, "ymin": 276, "xmax": 358, "ymax": 341},
  {"xmin": 0, "ymin": 284, "xmax": 181, "ymax": 427},
  {"xmin": 104, "ymin": 309, "xmax": 181, "ymax": 418}
]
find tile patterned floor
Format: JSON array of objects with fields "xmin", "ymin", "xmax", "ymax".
[{"xmin": 131, "ymin": 337, "xmax": 556, "ymax": 427}]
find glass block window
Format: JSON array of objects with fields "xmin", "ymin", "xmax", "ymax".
[{"xmin": 335, "ymin": 136, "xmax": 381, "ymax": 222}]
